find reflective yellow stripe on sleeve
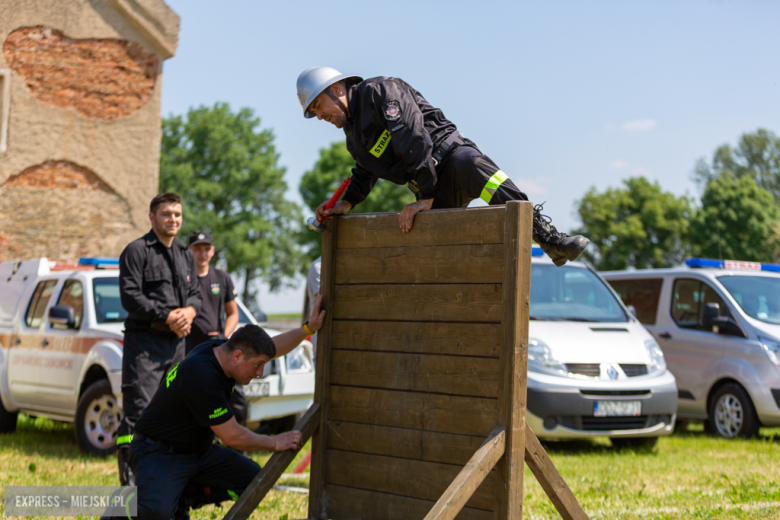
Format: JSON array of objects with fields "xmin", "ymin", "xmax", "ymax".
[
  {"xmin": 370, "ymin": 130, "xmax": 392, "ymax": 158},
  {"xmin": 479, "ymin": 170, "xmax": 509, "ymax": 203},
  {"xmin": 116, "ymin": 434, "xmax": 133, "ymax": 445}
]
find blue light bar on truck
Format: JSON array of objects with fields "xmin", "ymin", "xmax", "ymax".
[
  {"xmin": 78, "ymin": 257, "xmax": 120, "ymax": 267},
  {"xmin": 532, "ymin": 246, "xmax": 543, "ymax": 257},
  {"xmin": 685, "ymin": 258, "xmax": 780, "ymax": 273}
]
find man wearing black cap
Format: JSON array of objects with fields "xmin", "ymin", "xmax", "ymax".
[
  {"xmin": 187, "ymin": 231, "xmax": 239, "ymax": 353},
  {"xmin": 187, "ymin": 230, "xmax": 248, "ymax": 426}
]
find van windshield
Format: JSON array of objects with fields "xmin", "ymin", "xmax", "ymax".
[
  {"xmin": 530, "ymin": 265, "xmax": 628, "ymax": 322},
  {"xmin": 717, "ymin": 275, "xmax": 780, "ymax": 325},
  {"xmin": 93, "ymin": 278, "xmax": 128, "ymax": 323}
]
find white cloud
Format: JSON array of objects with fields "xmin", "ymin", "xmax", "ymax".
[
  {"xmin": 514, "ymin": 176, "xmax": 549, "ymax": 196},
  {"xmin": 610, "ymin": 159, "xmax": 628, "ymax": 169},
  {"xmin": 622, "ymin": 119, "xmax": 656, "ymax": 132}
]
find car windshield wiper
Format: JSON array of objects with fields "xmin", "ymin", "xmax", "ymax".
[
  {"xmin": 554, "ymin": 317, "xmax": 600, "ymax": 322},
  {"xmin": 529, "ymin": 316, "xmax": 549, "ymax": 321}
]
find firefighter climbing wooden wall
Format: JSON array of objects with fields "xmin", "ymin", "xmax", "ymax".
[{"xmin": 223, "ymin": 201, "xmax": 588, "ymax": 520}]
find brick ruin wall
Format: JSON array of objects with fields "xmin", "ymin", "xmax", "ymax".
[
  {"xmin": 0, "ymin": 161, "xmax": 137, "ymax": 261},
  {"xmin": 3, "ymin": 26, "xmax": 159, "ymax": 119},
  {"xmin": 0, "ymin": 24, "xmax": 161, "ymax": 261}
]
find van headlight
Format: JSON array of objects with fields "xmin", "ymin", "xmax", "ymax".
[
  {"xmin": 645, "ymin": 339, "xmax": 666, "ymax": 374},
  {"xmin": 759, "ymin": 337, "xmax": 780, "ymax": 366},
  {"xmin": 528, "ymin": 338, "xmax": 567, "ymax": 376}
]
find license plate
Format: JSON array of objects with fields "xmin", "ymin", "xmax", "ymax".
[
  {"xmin": 593, "ymin": 400, "xmax": 641, "ymax": 417},
  {"xmin": 244, "ymin": 381, "xmax": 270, "ymax": 397}
]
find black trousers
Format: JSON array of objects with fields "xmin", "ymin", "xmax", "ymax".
[
  {"xmin": 118, "ymin": 328, "xmax": 186, "ymax": 440},
  {"xmin": 431, "ymin": 143, "xmax": 528, "ymax": 209},
  {"xmin": 129, "ymin": 437, "xmax": 260, "ymax": 520}
]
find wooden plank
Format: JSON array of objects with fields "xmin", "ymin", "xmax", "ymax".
[
  {"xmin": 330, "ymin": 350, "xmax": 500, "ymax": 398},
  {"xmin": 525, "ymin": 428, "xmax": 590, "ymax": 520},
  {"xmin": 325, "ymin": 484, "xmax": 494, "ymax": 520},
  {"xmin": 336, "ymin": 206, "xmax": 505, "ymax": 249},
  {"xmin": 222, "ymin": 405, "xmax": 320, "ymax": 520},
  {"xmin": 308, "ymin": 218, "xmax": 339, "ymax": 520},
  {"xmin": 326, "ymin": 421, "xmax": 486, "ymax": 466},
  {"xmin": 424, "ymin": 427, "xmax": 506, "ymax": 520},
  {"xmin": 332, "ymin": 321, "xmax": 500, "ymax": 358},
  {"xmin": 333, "ymin": 284, "xmax": 503, "ymax": 323},
  {"xmin": 325, "ymin": 449, "xmax": 496, "ymax": 511},
  {"xmin": 329, "ymin": 386, "xmax": 498, "ymax": 437},
  {"xmin": 334, "ymin": 244, "xmax": 503, "ymax": 285},
  {"xmin": 494, "ymin": 201, "xmax": 533, "ymax": 520}
]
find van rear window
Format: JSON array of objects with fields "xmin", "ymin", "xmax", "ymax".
[{"xmin": 606, "ymin": 278, "xmax": 663, "ymax": 325}]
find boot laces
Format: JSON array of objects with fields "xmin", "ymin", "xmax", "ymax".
[{"xmin": 533, "ymin": 202, "xmax": 566, "ymax": 243}]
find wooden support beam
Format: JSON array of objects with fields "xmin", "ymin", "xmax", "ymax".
[
  {"xmin": 222, "ymin": 405, "xmax": 320, "ymax": 520},
  {"xmin": 494, "ymin": 201, "xmax": 533, "ymax": 519},
  {"xmin": 524, "ymin": 428, "xmax": 590, "ymax": 520},
  {"xmin": 423, "ymin": 426, "xmax": 506, "ymax": 520}
]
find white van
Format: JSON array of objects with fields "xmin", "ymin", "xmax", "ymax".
[
  {"xmin": 602, "ymin": 258, "xmax": 780, "ymax": 438},
  {"xmin": 0, "ymin": 257, "xmax": 313, "ymax": 454},
  {"xmin": 527, "ymin": 249, "xmax": 677, "ymax": 448}
]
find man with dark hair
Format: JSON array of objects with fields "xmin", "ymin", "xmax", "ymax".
[
  {"xmin": 116, "ymin": 192, "xmax": 202, "ymax": 485},
  {"xmin": 186, "ymin": 230, "xmax": 247, "ymax": 426},
  {"xmin": 296, "ymin": 67, "xmax": 589, "ymax": 266},
  {"xmin": 125, "ymin": 298, "xmax": 325, "ymax": 520}
]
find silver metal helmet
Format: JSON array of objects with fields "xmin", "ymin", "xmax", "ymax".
[{"xmin": 296, "ymin": 67, "xmax": 362, "ymax": 118}]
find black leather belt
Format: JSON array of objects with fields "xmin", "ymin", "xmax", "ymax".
[{"xmin": 432, "ymin": 131, "xmax": 465, "ymax": 166}]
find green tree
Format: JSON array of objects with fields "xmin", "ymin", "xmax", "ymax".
[
  {"xmin": 159, "ymin": 103, "xmax": 304, "ymax": 308},
  {"xmin": 574, "ymin": 177, "xmax": 693, "ymax": 270},
  {"xmin": 693, "ymin": 128, "xmax": 780, "ymax": 201},
  {"xmin": 690, "ymin": 175, "xmax": 780, "ymax": 262},
  {"xmin": 299, "ymin": 140, "xmax": 414, "ymax": 259}
]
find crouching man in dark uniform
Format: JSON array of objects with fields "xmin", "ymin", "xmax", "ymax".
[
  {"xmin": 117, "ymin": 193, "xmax": 202, "ymax": 485},
  {"xmin": 127, "ymin": 296, "xmax": 325, "ymax": 520},
  {"xmin": 296, "ymin": 67, "xmax": 589, "ymax": 266}
]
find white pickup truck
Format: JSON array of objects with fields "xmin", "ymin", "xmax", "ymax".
[{"xmin": 0, "ymin": 257, "xmax": 314, "ymax": 455}]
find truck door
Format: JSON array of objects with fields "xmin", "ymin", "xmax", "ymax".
[
  {"xmin": 653, "ymin": 278, "xmax": 726, "ymax": 418},
  {"xmin": 7, "ymin": 279, "xmax": 59, "ymax": 408},
  {"xmin": 41, "ymin": 278, "xmax": 87, "ymax": 411}
]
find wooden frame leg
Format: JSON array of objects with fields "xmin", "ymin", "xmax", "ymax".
[
  {"xmin": 424, "ymin": 427, "xmax": 506, "ymax": 520},
  {"xmin": 222, "ymin": 404, "xmax": 321, "ymax": 520},
  {"xmin": 524, "ymin": 428, "xmax": 589, "ymax": 520}
]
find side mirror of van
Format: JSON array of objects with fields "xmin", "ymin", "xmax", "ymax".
[
  {"xmin": 49, "ymin": 305, "xmax": 76, "ymax": 328},
  {"xmin": 626, "ymin": 305, "xmax": 637, "ymax": 318},
  {"xmin": 702, "ymin": 302, "xmax": 742, "ymax": 336}
]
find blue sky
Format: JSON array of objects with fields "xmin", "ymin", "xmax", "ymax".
[{"xmin": 161, "ymin": 0, "xmax": 780, "ymax": 313}]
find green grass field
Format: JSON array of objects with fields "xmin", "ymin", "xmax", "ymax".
[{"xmin": 1, "ymin": 415, "xmax": 779, "ymax": 519}]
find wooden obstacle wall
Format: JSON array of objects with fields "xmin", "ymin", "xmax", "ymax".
[
  {"xmin": 224, "ymin": 202, "xmax": 588, "ymax": 520},
  {"xmin": 310, "ymin": 203, "xmax": 530, "ymax": 520}
]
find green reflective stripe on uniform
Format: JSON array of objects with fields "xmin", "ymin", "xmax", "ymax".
[
  {"xmin": 166, "ymin": 363, "xmax": 179, "ymax": 388},
  {"xmin": 479, "ymin": 170, "xmax": 509, "ymax": 203},
  {"xmin": 370, "ymin": 130, "xmax": 392, "ymax": 158},
  {"xmin": 116, "ymin": 434, "xmax": 133, "ymax": 445},
  {"xmin": 227, "ymin": 490, "xmax": 239, "ymax": 501}
]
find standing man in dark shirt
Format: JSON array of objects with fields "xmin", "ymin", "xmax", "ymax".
[
  {"xmin": 127, "ymin": 298, "xmax": 324, "ymax": 520},
  {"xmin": 117, "ymin": 193, "xmax": 202, "ymax": 485},
  {"xmin": 186, "ymin": 230, "xmax": 248, "ymax": 426},
  {"xmin": 296, "ymin": 67, "xmax": 589, "ymax": 266}
]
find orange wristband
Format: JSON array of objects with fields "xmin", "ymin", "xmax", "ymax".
[{"xmin": 302, "ymin": 322, "xmax": 314, "ymax": 335}]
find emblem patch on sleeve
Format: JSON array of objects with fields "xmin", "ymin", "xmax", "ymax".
[{"xmin": 383, "ymin": 101, "xmax": 402, "ymax": 121}]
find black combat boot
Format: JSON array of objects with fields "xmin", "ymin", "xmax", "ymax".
[
  {"xmin": 117, "ymin": 446, "xmax": 135, "ymax": 486},
  {"xmin": 532, "ymin": 203, "xmax": 589, "ymax": 266}
]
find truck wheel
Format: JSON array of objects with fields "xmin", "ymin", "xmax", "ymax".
[
  {"xmin": 610, "ymin": 437, "xmax": 658, "ymax": 450},
  {"xmin": 75, "ymin": 379, "xmax": 121, "ymax": 455},
  {"xmin": 709, "ymin": 383, "xmax": 759, "ymax": 439},
  {"xmin": 0, "ymin": 397, "xmax": 18, "ymax": 433}
]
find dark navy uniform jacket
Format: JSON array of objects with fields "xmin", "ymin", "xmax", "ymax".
[
  {"xmin": 119, "ymin": 230, "xmax": 202, "ymax": 333},
  {"xmin": 341, "ymin": 77, "xmax": 458, "ymax": 208}
]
